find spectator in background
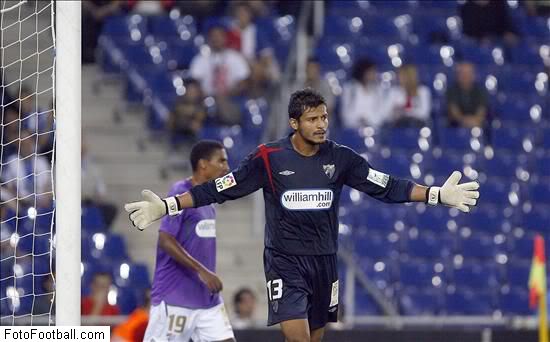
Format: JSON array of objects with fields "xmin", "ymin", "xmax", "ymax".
[
  {"xmin": 81, "ymin": 272, "xmax": 120, "ymax": 316},
  {"xmin": 190, "ymin": 25, "xmax": 250, "ymax": 124},
  {"xmin": 82, "ymin": 139, "xmax": 118, "ymax": 227},
  {"xmin": 460, "ymin": 0, "xmax": 518, "ymax": 44},
  {"xmin": 0, "ymin": 107, "xmax": 19, "ymax": 164},
  {"xmin": 167, "ymin": 79, "xmax": 207, "ymax": 144},
  {"xmin": 446, "ymin": 62, "xmax": 488, "ymax": 128},
  {"xmin": 174, "ymin": 0, "xmax": 224, "ymax": 32},
  {"xmin": 386, "ymin": 64, "xmax": 431, "ymax": 128},
  {"xmin": 3, "ymin": 130, "xmax": 52, "ymax": 208},
  {"xmin": 525, "ymin": 0, "xmax": 550, "ymax": 16},
  {"xmin": 82, "ymin": 1, "xmax": 122, "ymax": 64},
  {"xmin": 126, "ymin": 0, "xmax": 174, "ymax": 15},
  {"xmin": 340, "ymin": 57, "xmax": 390, "ymax": 129},
  {"xmin": 112, "ymin": 290, "xmax": 151, "ymax": 342},
  {"xmin": 227, "ymin": 2, "xmax": 257, "ymax": 62},
  {"xmin": 292, "ymin": 58, "xmax": 334, "ymax": 116},
  {"xmin": 19, "ymin": 87, "xmax": 55, "ymax": 161},
  {"xmin": 231, "ymin": 287, "xmax": 257, "ymax": 329}
]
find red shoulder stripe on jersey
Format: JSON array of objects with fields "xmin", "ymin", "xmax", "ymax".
[{"xmin": 253, "ymin": 144, "xmax": 282, "ymax": 194}]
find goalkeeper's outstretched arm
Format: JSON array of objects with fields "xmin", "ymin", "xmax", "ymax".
[{"xmin": 125, "ymin": 147, "xmax": 265, "ymax": 231}]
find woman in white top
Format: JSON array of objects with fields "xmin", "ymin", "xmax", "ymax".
[
  {"xmin": 341, "ymin": 57, "xmax": 391, "ymax": 129},
  {"xmin": 387, "ymin": 64, "xmax": 432, "ymax": 127}
]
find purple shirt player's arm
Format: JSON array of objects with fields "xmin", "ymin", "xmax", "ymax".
[
  {"xmin": 189, "ymin": 147, "xmax": 265, "ymax": 208},
  {"xmin": 343, "ymin": 147, "xmax": 415, "ymax": 203}
]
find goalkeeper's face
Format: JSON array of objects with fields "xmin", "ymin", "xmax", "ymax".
[
  {"xmin": 293, "ymin": 104, "xmax": 329, "ymax": 145},
  {"xmin": 203, "ymin": 148, "xmax": 230, "ymax": 180}
]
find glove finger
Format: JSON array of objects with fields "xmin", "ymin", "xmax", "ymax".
[
  {"xmin": 444, "ymin": 171, "xmax": 462, "ymax": 186},
  {"xmin": 458, "ymin": 181, "xmax": 480, "ymax": 191},
  {"xmin": 142, "ymin": 189, "xmax": 160, "ymax": 202},
  {"xmin": 463, "ymin": 190, "xmax": 480, "ymax": 199},
  {"xmin": 124, "ymin": 201, "xmax": 145, "ymax": 213},
  {"xmin": 129, "ymin": 210, "xmax": 142, "ymax": 221},
  {"xmin": 136, "ymin": 218, "xmax": 149, "ymax": 231},
  {"xmin": 464, "ymin": 197, "xmax": 477, "ymax": 206},
  {"xmin": 456, "ymin": 203, "xmax": 470, "ymax": 213}
]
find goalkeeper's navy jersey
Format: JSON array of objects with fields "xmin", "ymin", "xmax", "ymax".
[{"xmin": 190, "ymin": 134, "xmax": 415, "ymax": 255}]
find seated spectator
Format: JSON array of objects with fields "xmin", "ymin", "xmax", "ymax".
[
  {"xmin": 525, "ymin": 0, "xmax": 550, "ymax": 16},
  {"xmin": 112, "ymin": 290, "xmax": 150, "ymax": 342},
  {"xmin": 460, "ymin": 0, "xmax": 518, "ymax": 44},
  {"xmin": 231, "ymin": 287, "xmax": 257, "ymax": 329},
  {"xmin": 386, "ymin": 64, "xmax": 431, "ymax": 128},
  {"xmin": 446, "ymin": 62, "xmax": 488, "ymax": 128},
  {"xmin": 190, "ymin": 25, "xmax": 250, "ymax": 124},
  {"xmin": 167, "ymin": 79, "xmax": 207, "ymax": 144},
  {"xmin": 292, "ymin": 58, "xmax": 335, "ymax": 116},
  {"xmin": 82, "ymin": 1, "xmax": 122, "ymax": 63},
  {"xmin": 341, "ymin": 57, "xmax": 390, "ymax": 129},
  {"xmin": 81, "ymin": 272, "xmax": 120, "ymax": 316},
  {"xmin": 125, "ymin": 0, "xmax": 174, "ymax": 15},
  {"xmin": 3, "ymin": 130, "xmax": 52, "ymax": 208},
  {"xmin": 227, "ymin": 2, "xmax": 257, "ymax": 62},
  {"xmin": 82, "ymin": 139, "xmax": 118, "ymax": 228}
]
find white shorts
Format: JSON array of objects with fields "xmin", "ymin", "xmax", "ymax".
[{"xmin": 143, "ymin": 301, "xmax": 235, "ymax": 342}]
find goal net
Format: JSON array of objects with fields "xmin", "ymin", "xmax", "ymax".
[{"xmin": 1, "ymin": 0, "xmax": 56, "ymax": 325}]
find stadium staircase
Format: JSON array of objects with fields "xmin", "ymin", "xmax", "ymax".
[{"xmin": 82, "ymin": 65, "xmax": 267, "ymax": 320}]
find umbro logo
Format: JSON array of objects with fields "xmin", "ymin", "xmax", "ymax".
[{"xmin": 279, "ymin": 170, "xmax": 295, "ymax": 176}]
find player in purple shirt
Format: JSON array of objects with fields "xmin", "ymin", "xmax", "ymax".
[{"xmin": 143, "ymin": 140, "xmax": 235, "ymax": 342}]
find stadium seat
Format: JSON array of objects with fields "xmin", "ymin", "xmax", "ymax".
[
  {"xmin": 491, "ymin": 127, "xmax": 534, "ymax": 152},
  {"xmin": 451, "ymin": 262, "xmax": 498, "ymax": 290},
  {"xmin": 437, "ymin": 127, "xmax": 474, "ymax": 151},
  {"xmin": 456, "ymin": 206, "xmax": 508, "ymax": 236},
  {"xmin": 399, "ymin": 289, "xmax": 442, "ymax": 315},
  {"xmin": 397, "ymin": 260, "xmax": 446, "ymax": 290},
  {"xmin": 444, "ymin": 290, "xmax": 494, "ymax": 315},
  {"xmin": 492, "ymin": 95, "xmax": 543, "ymax": 125},
  {"xmin": 458, "ymin": 235, "xmax": 499, "ymax": 260},
  {"xmin": 528, "ymin": 182, "xmax": 550, "ymax": 204},
  {"xmin": 506, "ymin": 260, "xmax": 531, "ymax": 288},
  {"xmin": 409, "ymin": 206, "xmax": 453, "ymax": 234},
  {"xmin": 149, "ymin": 14, "xmax": 197, "ymax": 40},
  {"xmin": 403, "ymin": 235, "xmax": 452, "ymax": 260},
  {"xmin": 480, "ymin": 179, "xmax": 512, "ymax": 206},
  {"xmin": 82, "ymin": 205, "xmax": 107, "ymax": 232},
  {"xmin": 354, "ymin": 233, "xmax": 398, "ymax": 260},
  {"xmin": 508, "ymin": 234, "xmax": 535, "ymax": 260},
  {"xmin": 101, "ymin": 15, "xmax": 148, "ymax": 43},
  {"xmin": 114, "ymin": 262, "xmax": 151, "ymax": 290},
  {"xmin": 355, "ymin": 285, "xmax": 384, "ymax": 315},
  {"xmin": 358, "ymin": 259, "xmax": 393, "ymax": 291},
  {"xmin": 498, "ymin": 289, "xmax": 531, "ymax": 315}
]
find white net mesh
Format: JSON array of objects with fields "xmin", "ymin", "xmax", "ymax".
[{"xmin": 1, "ymin": 0, "xmax": 56, "ymax": 325}]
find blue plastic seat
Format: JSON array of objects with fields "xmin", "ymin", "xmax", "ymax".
[
  {"xmin": 508, "ymin": 235, "xmax": 534, "ymax": 260},
  {"xmin": 82, "ymin": 205, "xmax": 107, "ymax": 232},
  {"xmin": 149, "ymin": 15, "xmax": 197, "ymax": 40},
  {"xmin": 359, "ymin": 259, "xmax": 392, "ymax": 291},
  {"xmin": 354, "ymin": 233, "xmax": 397, "ymax": 260},
  {"xmin": 355, "ymin": 286, "xmax": 383, "ymax": 315},
  {"xmin": 400, "ymin": 289, "xmax": 442, "ymax": 315},
  {"xmin": 480, "ymin": 179, "xmax": 511, "ymax": 206},
  {"xmin": 456, "ymin": 207, "xmax": 508, "ymax": 235},
  {"xmin": 101, "ymin": 15, "xmax": 148, "ymax": 43},
  {"xmin": 444, "ymin": 290, "xmax": 494, "ymax": 315},
  {"xmin": 493, "ymin": 95, "xmax": 542, "ymax": 125},
  {"xmin": 437, "ymin": 127, "xmax": 474, "ymax": 151},
  {"xmin": 410, "ymin": 206, "xmax": 452, "ymax": 234},
  {"xmin": 498, "ymin": 289, "xmax": 531, "ymax": 315},
  {"xmin": 506, "ymin": 260, "xmax": 531, "ymax": 288},
  {"xmin": 116, "ymin": 287, "xmax": 138, "ymax": 314},
  {"xmin": 528, "ymin": 182, "xmax": 550, "ymax": 204},
  {"xmin": 458, "ymin": 235, "xmax": 498, "ymax": 260},
  {"xmin": 329, "ymin": 128, "xmax": 369, "ymax": 153},
  {"xmin": 114, "ymin": 263, "xmax": 151, "ymax": 290},
  {"xmin": 509, "ymin": 42, "xmax": 545, "ymax": 67},
  {"xmin": 398, "ymin": 260, "xmax": 446, "ymax": 290},
  {"xmin": 452, "ymin": 262, "xmax": 498, "ymax": 290},
  {"xmin": 404, "ymin": 235, "xmax": 451, "ymax": 259},
  {"xmin": 491, "ymin": 127, "xmax": 534, "ymax": 152}
]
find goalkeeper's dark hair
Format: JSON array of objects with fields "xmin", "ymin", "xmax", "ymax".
[
  {"xmin": 288, "ymin": 88, "xmax": 326, "ymax": 120},
  {"xmin": 190, "ymin": 140, "xmax": 225, "ymax": 172}
]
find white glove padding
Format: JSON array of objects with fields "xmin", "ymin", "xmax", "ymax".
[
  {"xmin": 427, "ymin": 171, "xmax": 480, "ymax": 213},
  {"xmin": 124, "ymin": 189, "xmax": 174, "ymax": 231}
]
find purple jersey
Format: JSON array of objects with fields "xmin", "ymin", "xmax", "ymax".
[{"xmin": 151, "ymin": 179, "xmax": 221, "ymax": 309}]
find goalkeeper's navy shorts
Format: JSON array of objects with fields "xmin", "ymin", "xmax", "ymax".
[{"xmin": 263, "ymin": 247, "xmax": 339, "ymax": 330}]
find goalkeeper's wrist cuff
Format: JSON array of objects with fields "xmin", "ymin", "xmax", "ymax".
[
  {"xmin": 426, "ymin": 186, "xmax": 441, "ymax": 206},
  {"xmin": 163, "ymin": 196, "xmax": 181, "ymax": 216}
]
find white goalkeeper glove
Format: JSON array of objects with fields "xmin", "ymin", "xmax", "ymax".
[
  {"xmin": 124, "ymin": 190, "xmax": 181, "ymax": 231},
  {"xmin": 426, "ymin": 171, "xmax": 480, "ymax": 212}
]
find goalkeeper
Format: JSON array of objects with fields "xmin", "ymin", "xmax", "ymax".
[{"xmin": 126, "ymin": 88, "xmax": 479, "ymax": 342}]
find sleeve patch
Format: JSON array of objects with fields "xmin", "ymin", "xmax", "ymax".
[
  {"xmin": 367, "ymin": 168, "xmax": 389, "ymax": 188},
  {"xmin": 215, "ymin": 172, "xmax": 237, "ymax": 192}
]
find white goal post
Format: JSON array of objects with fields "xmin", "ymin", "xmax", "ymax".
[{"xmin": 54, "ymin": 1, "xmax": 81, "ymax": 326}]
